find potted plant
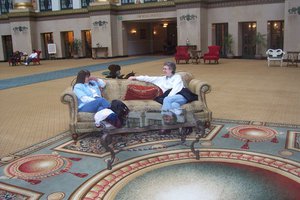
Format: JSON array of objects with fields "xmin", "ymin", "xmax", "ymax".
[
  {"xmin": 254, "ymin": 32, "xmax": 267, "ymax": 59},
  {"xmin": 72, "ymin": 38, "xmax": 82, "ymax": 59},
  {"xmin": 224, "ymin": 33, "xmax": 234, "ymax": 58}
]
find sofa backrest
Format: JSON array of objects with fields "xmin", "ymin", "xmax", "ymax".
[{"xmin": 102, "ymin": 71, "xmax": 193, "ymax": 101}]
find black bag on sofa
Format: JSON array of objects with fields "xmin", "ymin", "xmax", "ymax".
[
  {"xmin": 154, "ymin": 88, "xmax": 198, "ymax": 104},
  {"xmin": 110, "ymin": 100, "xmax": 130, "ymax": 126}
]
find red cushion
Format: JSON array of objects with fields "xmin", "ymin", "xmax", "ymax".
[{"xmin": 124, "ymin": 84, "xmax": 163, "ymax": 100}]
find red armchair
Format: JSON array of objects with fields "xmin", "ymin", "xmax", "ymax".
[
  {"xmin": 175, "ymin": 46, "xmax": 190, "ymax": 64},
  {"xmin": 203, "ymin": 45, "xmax": 220, "ymax": 64},
  {"xmin": 8, "ymin": 52, "xmax": 22, "ymax": 66},
  {"xmin": 32, "ymin": 50, "xmax": 42, "ymax": 64}
]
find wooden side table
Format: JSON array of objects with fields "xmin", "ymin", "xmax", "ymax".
[
  {"xmin": 286, "ymin": 51, "xmax": 300, "ymax": 67},
  {"xmin": 190, "ymin": 50, "xmax": 202, "ymax": 64},
  {"xmin": 92, "ymin": 47, "xmax": 108, "ymax": 59}
]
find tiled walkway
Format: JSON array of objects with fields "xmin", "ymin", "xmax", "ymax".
[{"xmin": 0, "ymin": 56, "xmax": 165, "ymax": 90}]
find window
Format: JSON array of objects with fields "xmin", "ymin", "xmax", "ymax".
[
  {"xmin": 82, "ymin": 0, "xmax": 94, "ymax": 8},
  {"xmin": 0, "ymin": 0, "xmax": 13, "ymax": 14},
  {"xmin": 61, "ymin": 0, "xmax": 73, "ymax": 10},
  {"xmin": 39, "ymin": 0, "xmax": 52, "ymax": 11},
  {"xmin": 121, "ymin": 0, "xmax": 134, "ymax": 5}
]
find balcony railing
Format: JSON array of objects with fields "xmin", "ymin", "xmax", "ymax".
[
  {"xmin": 61, "ymin": 0, "xmax": 73, "ymax": 10},
  {"xmin": 39, "ymin": 0, "xmax": 52, "ymax": 11},
  {"xmin": 82, "ymin": 0, "xmax": 95, "ymax": 8},
  {"xmin": 0, "ymin": 0, "xmax": 13, "ymax": 14},
  {"xmin": 121, "ymin": 0, "xmax": 135, "ymax": 5}
]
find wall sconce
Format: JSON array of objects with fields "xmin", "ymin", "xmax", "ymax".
[
  {"xmin": 13, "ymin": 26, "xmax": 28, "ymax": 32},
  {"xmin": 179, "ymin": 14, "xmax": 197, "ymax": 21},
  {"xmin": 131, "ymin": 29, "xmax": 137, "ymax": 34},
  {"xmin": 288, "ymin": 6, "xmax": 300, "ymax": 15},
  {"xmin": 248, "ymin": 23, "xmax": 256, "ymax": 29},
  {"xmin": 153, "ymin": 30, "xmax": 157, "ymax": 35},
  {"xmin": 93, "ymin": 20, "xmax": 108, "ymax": 27},
  {"xmin": 163, "ymin": 23, "xmax": 168, "ymax": 28}
]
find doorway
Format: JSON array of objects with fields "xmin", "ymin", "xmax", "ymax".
[
  {"xmin": 2, "ymin": 35, "xmax": 13, "ymax": 61},
  {"xmin": 61, "ymin": 31, "xmax": 74, "ymax": 58},
  {"xmin": 41, "ymin": 32, "xmax": 53, "ymax": 59},
  {"xmin": 164, "ymin": 22, "xmax": 177, "ymax": 55},
  {"xmin": 124, "ymin": 20, "xmax": 177, "ymax": 56},
  {"xmin": 241, "ymin": 22, "xmax": 256, "ymax": 58},
  {"xmin": 212, "ymin": 23, "xmax": 228, "ymax": 57},
  {"xmin": 267, "ymin": 21, "xmax": 284, "ymax": 49},
  {"xmin": 82, "ymin": 30, "xmax": 92, "ymax": 58}
]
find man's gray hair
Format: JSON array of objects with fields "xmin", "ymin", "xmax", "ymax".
[{"xmin": 164, "ymin": 61, "xmax": 176, "ymax": 74}]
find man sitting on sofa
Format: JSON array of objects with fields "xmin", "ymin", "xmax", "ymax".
[{"xmin": 128, "ymin": 61, "xmax": 198, "ymax": 116}]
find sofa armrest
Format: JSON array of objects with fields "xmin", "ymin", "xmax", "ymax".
[
  {"xmin": 60, "ymin": 87, "xmax": 78, "ymax": 133},
  {"xmin": 188, "ymin": 79, "xmax": 211, "ymax": 111}
]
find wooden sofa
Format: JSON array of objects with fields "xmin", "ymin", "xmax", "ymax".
[{"xmin": 61, "ymin": 72, "xmax": 212, "ymax": 141}]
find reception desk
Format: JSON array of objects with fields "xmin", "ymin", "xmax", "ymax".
[{"xmin": 92, "ymin": 47, "xmax": 108, "ymax": 59}]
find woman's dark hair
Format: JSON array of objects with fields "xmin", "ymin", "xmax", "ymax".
[
  {"xmin": 75, "ymin": 70, "xmax": 88, "ymax": 84},
  {"xmin": 164, "ymin": 61, "xmax": 176, "ymax": 74},
  {"xmin": 85, "ymin": 70, "xmax": 91, "ymax": 77}
]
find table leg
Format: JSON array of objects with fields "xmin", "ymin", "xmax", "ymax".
[
  {"xmin": 191, "ymin": 135, "xmax": 200, "ymax": 160},
  {"xmin": 191, "ymin": 120, "xmax": 205, "ymax": 160},
  {"xmin": 100, "ymin": 131, "xmax": 115, "ymax": 170},
  {"xmin": 179, "ymin": 127, "xmax": 186, "ymax": 143}
]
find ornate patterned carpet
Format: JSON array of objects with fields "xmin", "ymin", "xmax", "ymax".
[{"xmin": 0, "ymin": 119, "xmax": 300, "ymax": 200}]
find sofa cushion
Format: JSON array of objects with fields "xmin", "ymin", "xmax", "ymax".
[{"xmin": 124, "ymin": 84, "xmax": 163, "ymax": 100}]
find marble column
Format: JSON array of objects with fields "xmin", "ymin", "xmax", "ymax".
[{"xmin": 11, "ymin": 0, "xmax": 35, "ymax": 54}]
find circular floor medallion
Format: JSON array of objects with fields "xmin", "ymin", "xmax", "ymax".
[
  {"xmin": 4, "ymin": 154, "xmax": 72, "ymax": 180},
  {"xmin": 230, "ymin": 125, "xmax": 277, "ymax": 142}
]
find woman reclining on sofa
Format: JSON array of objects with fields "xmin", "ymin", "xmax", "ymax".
[{"xmin": 73, "ymin": 70, "xmax": 121, "ymax": 128}]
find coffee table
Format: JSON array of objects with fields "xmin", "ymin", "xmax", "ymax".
[{"xmin": 100, "ymin": 110, "xmax": 205, "ymax": 170}]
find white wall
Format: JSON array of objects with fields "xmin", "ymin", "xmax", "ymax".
[
  {"xmin": 177, "ymin": 8, "xmax": 201, "ymax": 49},
  {"xmin": 35, "ymin": 17, "xmax": 91, "ymax": 58},
  {"xmin": 284, "ymin": 0, "xmax": 300, "ymax": 51},
  {"xmin": 207, "ymin": 3, "xmax": 285, "ymax": 56}
]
